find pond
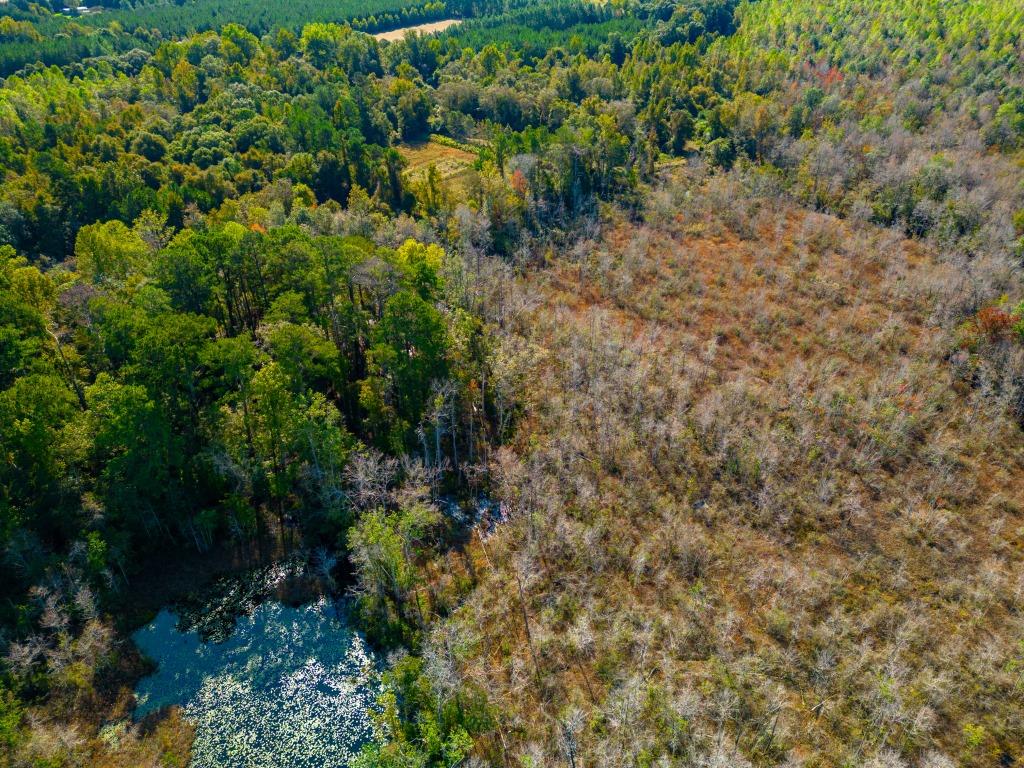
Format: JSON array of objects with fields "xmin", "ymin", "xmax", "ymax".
[{"xmin": 132, "ymin": 560, "xmax": 381, "ymax": 768}]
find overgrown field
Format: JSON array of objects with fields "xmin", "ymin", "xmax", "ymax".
[
  {"xmin": 447, "ymin": 170, "xmax": 1024, "ymax": 767},
  {"xmin": 399, "ymin": 138, "xmax": 477, "ymax": 183}
]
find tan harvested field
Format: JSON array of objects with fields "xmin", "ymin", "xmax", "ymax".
[
  {"xmin": 373, "ymin": 18, "xmax": 461, "ymax": 41},
  {"xmin": 399, "ymin": 139, "xmax": 477, "ymax": 183}
]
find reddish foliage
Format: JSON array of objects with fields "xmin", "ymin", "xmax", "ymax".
[
  {"xmin": 977, "ymin": 305, "xmax": 1013, "ymax": 340},
  {"xmin": 820, "ymin": 66, "xmax": 844, "ymax": 88},
  {"xmin": 510, "ymin": 168, "xmax": 528, "ymax": 196}
]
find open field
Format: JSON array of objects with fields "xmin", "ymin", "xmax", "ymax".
[
  {"xmin": 399, "ymin": 138, "xmax": 478, "ymax": 183},
  {"xmin": 374, "ymin": 18, "xmax": 462, "ymax": 40}
]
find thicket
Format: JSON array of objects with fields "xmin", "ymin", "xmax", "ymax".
[{"xmin": 447, "ymin": 169, "xmax": 1024, "ymax": 767}]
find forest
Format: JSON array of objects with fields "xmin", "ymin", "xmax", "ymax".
[{"xmin": 1, "ymin": 0, "xmax": 1024, "ymax": 766}]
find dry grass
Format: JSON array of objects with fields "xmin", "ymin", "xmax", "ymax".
[
  {"xmin": 11, "ymin": 645, "xmax": 193, "ymax": 768},
  {"xmin": 440, "ymin": 173, "xmax": 1024, "ymax": 768},
  {"xmin": 399, "ymin": 140, "xmax": 477, "ymax": 186}
]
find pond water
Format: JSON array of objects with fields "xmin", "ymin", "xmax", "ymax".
[{"xmin": 132, "ymin": 562, "xmax": 381, "ymax": 768}]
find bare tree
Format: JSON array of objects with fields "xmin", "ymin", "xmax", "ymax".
[{"xmin": 344, "ymin": 449, "xmax": 399, "ymax": 511}]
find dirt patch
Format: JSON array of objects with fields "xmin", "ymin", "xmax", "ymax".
[{"xmin": 374, "ymin": 18, "xmax": 461, "ymax": 42}]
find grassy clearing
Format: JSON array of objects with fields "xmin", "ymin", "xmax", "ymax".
[{"xmin": 399, "ymin": 138, "xmax": 478, "ymax": 184}]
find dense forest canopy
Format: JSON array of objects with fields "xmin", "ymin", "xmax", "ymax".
[
  {"xmin": 1, "ymin": 0, "xmax": 1024, "ymax": 766},
  {"xmin": 0, "ymin": 0, "xmax": 532, "ymax": 76}
]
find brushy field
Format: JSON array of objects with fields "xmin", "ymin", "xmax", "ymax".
[
  {"xmin": 399, "ymin": 139, "xmax": 478, "ymax": 184},
  {"xmin": 441, "ymin": 167, "xmax": 1024, "ymax": 768}
]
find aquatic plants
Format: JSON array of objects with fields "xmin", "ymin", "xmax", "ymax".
[{"xmin": 134, "ymin": 598, "xmax": 381, "ymax": 768}]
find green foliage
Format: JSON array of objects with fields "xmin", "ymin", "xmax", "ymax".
[
  {"xmin": 362, "ymin": 290, "xmax": 450, "ymax": 450},
  {"xmin": 348, "ymin": 503, "xmax": 442, "ymax": 646},
  {"xmin": 0, "ymin": 0, "xmax": 460, "ymax": 75},
  {"xmin": 393, "ymin": 239, "xmax": 445, "ymax": 300},
  {"xmin": 0, "ymin": 685, "xmax": 23, "ymax": 755},
  {"xmin": 354, "ymin": 654, "xmax": 490, "ymax": 768},
  {"xmin": 74, "ymin": 220, "xmax": 151, "ymax": 287},
  {"xmin": 439, "ymin": 1, "xmax": 646, "ymax": 62},
  {"xmin": 0, "ymin": 246, "xmax": 48, "ymax": 388},
  {"xmin": 1, "ymin": 188, "xmax": 487, "ymax": 702}
]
